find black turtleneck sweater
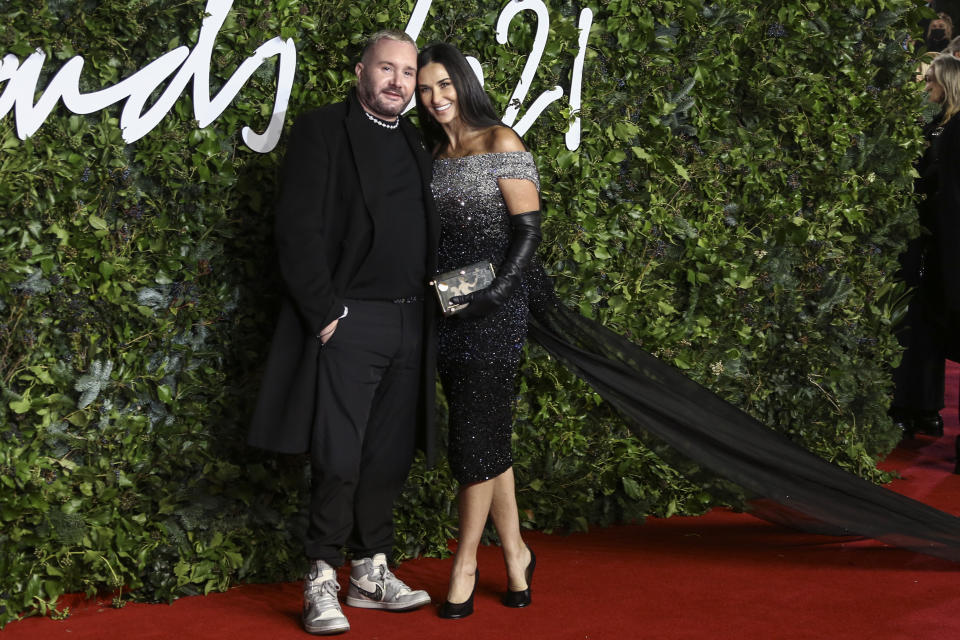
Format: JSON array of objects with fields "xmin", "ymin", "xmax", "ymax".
[{"xmin": 346, "ymin": 113, "xmax": 427, "ymax": 299}]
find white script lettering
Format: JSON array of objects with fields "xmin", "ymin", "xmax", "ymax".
[
  {"xmin": 0, "ymin": 0, "xmax": 294, "ymax": 153},
  {"xmin": 1, "ymin": 0, "xmax": 590, "ymax": 153}
]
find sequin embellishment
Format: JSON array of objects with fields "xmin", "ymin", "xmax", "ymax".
[{"xmin": 432, "ymin": 151, "xmax": 540, "ymax": 484}]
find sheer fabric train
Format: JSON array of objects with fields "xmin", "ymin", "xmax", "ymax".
[{"xmin": 524, "ymin": 264, "xmax": 960, "ymax": 562}]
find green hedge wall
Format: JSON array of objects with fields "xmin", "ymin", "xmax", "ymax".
[{"xmin": 0, "ymin": 0, "xmax": 929, "ymax": 625}]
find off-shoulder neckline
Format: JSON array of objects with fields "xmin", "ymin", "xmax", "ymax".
[{"xmin": 434, "ymin": 150, "xmax": 532, "ymax": 162}]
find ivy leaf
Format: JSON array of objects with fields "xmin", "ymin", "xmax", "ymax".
[
  {"xmin": 604, "ymin": 149, "xmax": 627, "ymax": 163},
  {"xmin": 88, "ymin": 215, "xmax": 109, "ymax": 230},
  {"xmin": 9, "ymin": 396, "xmax": 31, "ymax": 414},
  {"xmin": 74, "ymin": 360, "xmax": 114, "ymax": 409},
  {"xmin": 671, "ymin": 161, "xmax": 690, "ymax": 181},
  {"xmin": 622, "ymin": 477, "xmax": 643, "ymax": 500},
  {"xmin": 657, "ymin": 301, "xmax": 677, "ymax": 315},
  {"xmin": 28, "ymin": 366, "xmax": 54, "ymax": 385},
  {"xmin": 556, "ymin": 150, "xmax": 577, "ymax": 170}
]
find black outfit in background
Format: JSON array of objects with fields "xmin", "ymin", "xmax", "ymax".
[
  {"xmin": 248, "ymin": 90, "xmax": 439, "ymax": 566},
  {"xmin": 893, "ymin": 111, "xmax": 960, "ymax": 416}
]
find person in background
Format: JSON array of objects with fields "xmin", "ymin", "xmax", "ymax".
[
  {"xmin": 248, "ymin": 30, "xmax": 437, "ymax": 635},
  {"xmin": 944, "ymin": 34, "xmax": 960, "ymax": 57},
  {"xmin": 927, "ymin": 12, "xmax": 954, "ymax": 52},
  {"xmin": 891, "ymin": 53, "xmax": 960, "ymax": 443}
]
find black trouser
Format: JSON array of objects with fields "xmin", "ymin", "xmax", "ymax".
[
  {"xmin": 892, "ymin": 297, "xmax": 945, "ymax": 413},
  {"xmin": 305, "ymin": 299, "xmax": 423, "ymax": 566}
]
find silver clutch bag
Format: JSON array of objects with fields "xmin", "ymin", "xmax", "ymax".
[{"xmin": 429, "ymin": 262, "xmax": 496, "ymax": 316}]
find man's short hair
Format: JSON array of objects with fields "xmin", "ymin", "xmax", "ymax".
[{"xmin": 360, "ymin": 30, "xmax": 417, "ymax": 64}]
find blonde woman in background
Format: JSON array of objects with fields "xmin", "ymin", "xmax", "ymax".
[
  {"xmin": 927, "ymin": 12, "xmax": 954, "ymax": 51},
  {"xmin": 891, "ymin": 54, "xmax": 960, "ymax": 445}
]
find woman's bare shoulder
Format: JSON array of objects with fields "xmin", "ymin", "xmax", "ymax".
[{"xmin": 482, "ymin": 125, "xmax": 527, "ymax": 154}]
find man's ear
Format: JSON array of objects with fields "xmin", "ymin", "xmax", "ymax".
[{"xmin": 355, "ymin": 62, "xmax": 364, "ymax": 80}]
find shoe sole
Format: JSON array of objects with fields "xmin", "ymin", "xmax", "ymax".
[
  {"xmin": 303, "ymin": 620, "xmax": 350, "ymax": 635},
  {"xmin": 344, "ymin": 593, "xmax": 432, "ymax": 611}
]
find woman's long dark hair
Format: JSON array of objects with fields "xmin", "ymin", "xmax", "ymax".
[{"xmin": 416, "ymin": 43, "xmax": 502, "ymax": 153}]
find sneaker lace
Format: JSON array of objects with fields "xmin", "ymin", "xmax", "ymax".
[
  {"xmin": 378, "ymin": 564, "xmax": 411, "ymax": 594},
  {"xmin": 306, "ymin": 577, "xmax": 341, "ymax": 606}
]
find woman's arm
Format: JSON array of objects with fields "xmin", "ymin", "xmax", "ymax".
[
  {"xmin": 490, "ymin": 126, "xmax": 541, "ymax": 214},
  {"xmin": 450, "ymin": 127, "xmax": 542, "ymax": 318}
]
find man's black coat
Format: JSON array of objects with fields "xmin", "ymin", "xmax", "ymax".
[{"xmin": 248, "ymin": 91, "xmax": 438, "ymax": 464}]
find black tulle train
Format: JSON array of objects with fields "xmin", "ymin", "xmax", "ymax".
[{"xmin": 525, "ymin": 265, "xmax": 960, "ymax": 562}]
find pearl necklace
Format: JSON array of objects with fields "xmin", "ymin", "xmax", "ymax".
[{"xmin": 364, "ymin": 110, "xmax": 400, "ymax": 130}]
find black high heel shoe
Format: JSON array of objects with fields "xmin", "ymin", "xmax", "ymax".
[
  {"xmin": 914, "ymin": 412, "xmax": 944, "ymax": 438},
  {"xmin": 502, "ymin": 546, "xmax": 536, "ymax": 608},
  {"xmin": 438, "ymin": 570, "xmax": 478, "ymax": 619}
]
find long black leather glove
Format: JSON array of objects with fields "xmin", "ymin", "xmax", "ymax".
[{"xmin": 451, "ymin": 210, "xmax": 542, "ymax": 318}]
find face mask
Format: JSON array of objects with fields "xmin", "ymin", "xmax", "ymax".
[{"xmin": 927, "ymin": 31, "xmax": 949, "ymax": 51}]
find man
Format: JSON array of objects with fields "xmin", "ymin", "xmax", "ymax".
[{"xmin": 248, "ymin": 30, "xmax": 438, "ymax": 635}]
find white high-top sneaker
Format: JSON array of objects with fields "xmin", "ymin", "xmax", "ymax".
[
  {"xmin": 303, "ymin": 560, "xmax": 350, "ymax": 635},
  {"xmin": 345, "ymin": 553, "xmax": 431, "ymax": 611}
]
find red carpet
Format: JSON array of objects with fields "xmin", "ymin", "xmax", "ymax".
[{"xmin": 7, "ymin": 363, "xmax": 960, "ymax": 640}]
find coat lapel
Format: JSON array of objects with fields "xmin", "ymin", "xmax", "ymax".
[
  {"xmin": 344, "ymin": 91, "xmax": 381, "ymax": 218},
  {"xmin": 399, "ymin": 118, "xmax": 440, "ymax": 273}
]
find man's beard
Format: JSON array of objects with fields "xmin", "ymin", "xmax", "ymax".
[{"xmin": 358, "ymin": 78, "xmax": 404, "ymax": 118}]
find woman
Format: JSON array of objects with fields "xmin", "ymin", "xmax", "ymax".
[
  {"xmin": 417, "ymin": 44, "xmax": 960, "ymax": 619},
  {"xmin": 891, "ymin": 53, "xmax": 960, "ymax": 440},
  {"xmin": 416, "ymin": 42, "xmax": 540, "ymax": 618},
  {"xmin": 926, "ymin": 12, "xmax": 954, "ymax": 53}
]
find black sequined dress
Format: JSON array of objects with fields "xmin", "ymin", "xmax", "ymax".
[{"xmin": 432, "ymin": 151, "xmax": 539, "ymax": 484}]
